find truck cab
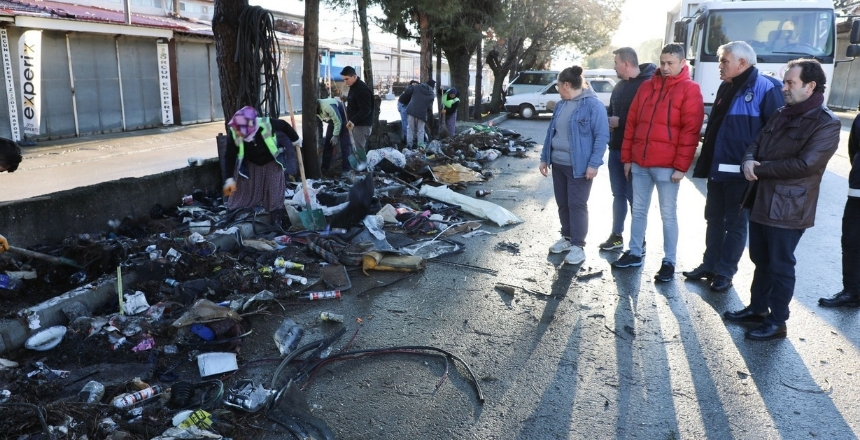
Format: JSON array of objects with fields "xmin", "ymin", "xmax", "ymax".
[{"xmin": 667, "ymin": 0, "xmax": 860, "ymax": 131}]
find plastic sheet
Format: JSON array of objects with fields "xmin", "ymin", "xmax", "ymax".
[{"xmin": 419, "ymin": 185, "xmax": 524, "ymax": 227}]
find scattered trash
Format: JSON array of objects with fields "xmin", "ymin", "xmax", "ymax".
[
  {"xmin": 112, "ymin": 384, "xmax": 164, "ymax": 408},
  {"xmin": 24, "ymin": 325, "xmax": 67, "ymax": 351},
  {"xmin": 197, "ymin": 352, "xmax": 239, "ymax": 378},
  {"xmin": 273, "ymin": 319, "xmax": 304, "ymax": 356},
  {"xmin": 79, "ymin": 380, "xmax": 106, "ymax": 403},
  {"xmin": 319, "ymin": 311, "xmax": 345, "ymax": 323},
  {"xmin": 495, "ymin": 241, "xmax": 520, "ymax": 254}
]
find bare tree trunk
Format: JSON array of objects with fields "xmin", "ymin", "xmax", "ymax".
[
  {"xmin": 418, "ymin": 12, "xmax": 432, "ymax": 82},
  {"xmin": 357, "ymin": 0, "xmax": 373, "ymax": 89},
  {"xmin": 213, "ymin": 0, "xmax": 248, "ymax": 120},
  {"xmin": 473, "ymin": 36, "xmax": 483, "ymax": 120},
  {"xmin": 302, "ymin": 0, "xmax": 321, "ymax": 178}
]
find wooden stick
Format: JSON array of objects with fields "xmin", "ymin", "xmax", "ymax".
[{"xmin": 282, "ymin": 68, "xmax": 296, "ymax": 128}]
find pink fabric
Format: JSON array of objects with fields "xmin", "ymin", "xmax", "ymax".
[{"xmin": 228, "ymin": 106, "xmax": 260, "ymax": 141}]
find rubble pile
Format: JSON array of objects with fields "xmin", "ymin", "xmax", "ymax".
[{"xmin": 0, "ymin": 125, "xmax": 529, "ymax": 439}]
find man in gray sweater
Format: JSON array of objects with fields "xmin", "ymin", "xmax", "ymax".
[{"xmin": 405, "ymin": 79, "xmax": 436, "ymax": 149}]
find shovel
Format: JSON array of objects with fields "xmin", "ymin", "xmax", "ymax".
[
  {"xmin": 346, "ymin": 126, "xmax": 368, "ymax": 172},
  {"xmin": 8, "ymin": 246, "xmax": 83, "ymax": 268},
  {"xmin": 294, "ymin": 143, "xmax": 327, "ymax": 231}
]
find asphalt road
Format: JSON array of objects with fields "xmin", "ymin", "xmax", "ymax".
[{"xmin": 272, "ymin": 116, "xmax": 859, "ymax": 439}]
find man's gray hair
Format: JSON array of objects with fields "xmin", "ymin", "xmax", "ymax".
[{"xmin": 718, "ymin": 41, "xmax": 757, "ymax": 66}]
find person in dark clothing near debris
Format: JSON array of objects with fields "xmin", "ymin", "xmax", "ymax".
[
  {"xmin": 340, "ymin": 66, "xmax": 374, "ymax": 153},
  {"xmin": 406, "ymin": 79, "xmax": 436, "ymax": 149},
  {"xmin": 599, "ymin": 47, "xmax": 656, "ymax": 252},
  {"xmin": 818, "ymin": 113, "xmax": 860, "ymax": 308},
  {"xmin": 442, "ymin": 87, "xmax": 460, "ymax": 137},
  {"xmin": 0, "ymin": 137, "xmax": 22, "ymax": 254},
  {"xmin": 683, "ymin": 41, "xmax": 784, "ymax": 293},
  {"xmin": 398, "ymin": 79, "xmax": 418, "ymax": 142},
  {"xmin": 222, "ymin": 106, "xmax": 300, "ymax": 223},
  {"xmin": 0, "ymin": 137, "xmax": 22, "ymax": 173}
]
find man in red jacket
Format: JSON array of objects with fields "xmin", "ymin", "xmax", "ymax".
[{"xmin": 612, "ymin": 44, "xmax": 704, "ymax": 283}]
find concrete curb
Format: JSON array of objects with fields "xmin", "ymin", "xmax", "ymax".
[
  {"xmin": 0, "ymin": 272, "xmax": 137, "ymax": 355},
  {"xmin": 487, "ymin": 113, "xmax": 510, "ymax": 126}
]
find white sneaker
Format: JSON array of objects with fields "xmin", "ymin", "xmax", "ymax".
[
  {"xmin": 549, "ymin": 238, "xmax": 573, "ymax": 254},
  {"xmin": 565, "ymin": 246, "xmax": 586, "ymax": 265}
]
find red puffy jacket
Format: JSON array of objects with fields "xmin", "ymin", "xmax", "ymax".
[{"xmin": 621, "ymin": 65, "xmax": 704, "ymax": 171}]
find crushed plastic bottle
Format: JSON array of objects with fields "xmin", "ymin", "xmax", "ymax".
[
  {"xmin": 273, "ymin": 319, "xmax": 303, "ymax": 356},
  {"xmin": 79, "ymin": 380, "xmax": 105, "ymax": 404},
  {"xmin": 0, "ymin": 274, "xmax": 22, "ymax": 291}
]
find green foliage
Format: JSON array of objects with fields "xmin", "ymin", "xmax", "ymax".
[{"xmin": 375, "ymin": 0, "xmax": 462, "ymax": 42}]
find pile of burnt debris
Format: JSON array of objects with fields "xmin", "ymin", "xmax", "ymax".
[{"xmin": 0, "ymin": 126, "xmax": 529, "ymax": 439}]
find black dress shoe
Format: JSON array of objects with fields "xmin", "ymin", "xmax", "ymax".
[
  {"xmin": 818, "ymin": 290, "xmax": 860, "ymax": 308},
  {"xmin": 682, "ymin": 266, "xmax": 715, "ymax": 280},
  {"xmin": 723, "ymin": 307, "xmax": 767, "ymax": 323},
  {"xmin": 710, "ymin": 275, "xmax": 733, "ymax": 292},
  {"xmin": 745, "ymin": 323, "xmax": 787, "ymax": 341}
]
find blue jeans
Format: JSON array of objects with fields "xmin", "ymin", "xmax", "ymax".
[
  {"xmin": 748, "ymin": 221, "xmax": 804, "ymax": 326},
  {"xmin": 702, "ymin": 179, "xmax": 750, "ymax": 278},
  {"xmin": 551, "ymin": 164, "xmax": 594, "ymax": 247},
  {"xmin": 406, "ymin": 115, "xmax": 426, "ymax": 147},
  {"xmin": 607, "ymin": 149, "xmax": 633, "ymax": 235},
  {"xmin": 629, "ymin": 164, "xmax": 679, "ymax": 264},
  {"xmin": 398, "ymin": 102, "xmax": 408, "ymax": 140}
]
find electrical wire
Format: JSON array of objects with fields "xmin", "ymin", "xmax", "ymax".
[
  {"xmin": 297, "ymin": 345, "xmax": 485, "ymax": 404},
  {"xmin": 234, "ymin": 5, "xmax": 281, "ymax": 119}
]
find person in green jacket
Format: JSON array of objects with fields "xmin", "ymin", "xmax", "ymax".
[
  {"xmin": 442, "ymin": 87, "xmax": 460, "ymax": 137},
  {"xmin": 317, "ymin": 98, "xmax": 352, "ymax": 174}
]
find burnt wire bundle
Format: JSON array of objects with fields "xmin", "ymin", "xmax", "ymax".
[{"xmin": 235, "ymin": 5, "xmax": 281, "ymax": 119}]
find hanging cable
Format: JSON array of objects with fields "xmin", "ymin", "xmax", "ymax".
[{"xmin": 234, "ymin": 5, "xmax": 281, "ymax": 119}]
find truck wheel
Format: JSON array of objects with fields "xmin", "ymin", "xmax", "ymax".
[{"xmin": 519, "ymin": 104, "xmax": 536, "ymax": 120}]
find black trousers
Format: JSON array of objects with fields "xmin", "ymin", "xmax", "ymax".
[{"xmin": 843, "ymin": 197, "xmax": 860, "ymax": 294}]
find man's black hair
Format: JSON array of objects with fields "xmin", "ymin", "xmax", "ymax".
[{"xmin": 787, "ymin": 58, "xmax": 826, "ymax": 93}]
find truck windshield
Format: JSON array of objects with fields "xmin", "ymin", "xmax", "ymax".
[{"xmin": 701, "ymin": 9, "xmax": 834, "ymax": 59}]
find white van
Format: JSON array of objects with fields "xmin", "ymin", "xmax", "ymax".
[
  {"xmin": 504, "ymin": 77, "xmax": 616, "ymax": 119},
  {"xmin": 505, "ymin": 71, "xmax": 559, "ymax": 96},
  {"xmin": 506, "ymin": 69, "xmax": 618, "ymax": 97}
]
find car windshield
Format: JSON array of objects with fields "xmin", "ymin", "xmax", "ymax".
[{"xmin": 702, "ymin": 9, "xmax": 834, "ymax": 57}]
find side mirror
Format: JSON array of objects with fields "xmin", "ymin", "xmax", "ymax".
[
  {"xmin": 673, "ymin": 21, "xmax": 687, "ymax": 44},
  {"xmin": 847, "ymin": 45, "xmax": 860, "ymax": 58},
  {"xmin": 851, "ymin": 20, "xmax": 860, "ymax": 45}
]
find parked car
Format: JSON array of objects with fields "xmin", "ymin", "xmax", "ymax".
[
  {"xmin": 504, "ymin": 77, "xmax": 616, "ymax": 119},
  {"xmin": 505, "ymin": 70, "xmax": 560, "ymax": 96}
]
